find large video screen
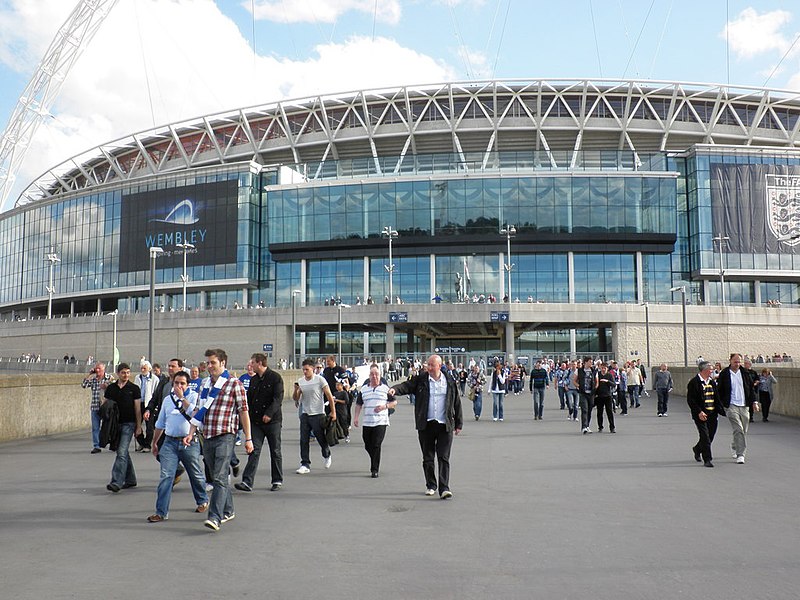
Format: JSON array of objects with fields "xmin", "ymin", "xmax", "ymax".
[
  {"xmin": 119, "ymin": 180, "xmax": 239, "ymax": 272},
  {"xmin": 710, "ymin": 163, "xmax": 800, "ymax": 253}
]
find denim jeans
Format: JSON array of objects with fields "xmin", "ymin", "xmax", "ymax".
[
  {"xmin": 110, "ymin": 422, "xmax": 137, "ymax": 487},
  {"xmin": 566, "ymin": 390, "xmax": 579, "ymax": 419},
  {"xmin": 155, "ymin": 436, "xmax": 208, "ymax": 517},
  {"xmin": 299, "ymin": 413, "xmax": 330, "ymax": 467},
  {"xmin": 557, "ymin": 386, "xmax": 567, "ymax": 409},
  {"xmin": 532, "ymin": 387, "xmax": 546, "ymax": 418},
  {"xmin": 91, "ymin": 409, "xmax": 101, "ymax": 449},
  {"xmin": 242, "ymin": 421, "xmax": 283, "ymax": 486},
  {"xmin": 473, "ymin": 392, "xmax": 483, "ymax": 418},
  {"xmin": 656, "ymin": 389, "xmax": 669, "ymax": 414},
  {"xmin": 203, "ymin": 433, "xmax": 236, "ymax": 523},
  {"xmin": 628, "ymin": 386, "xmax": 640, "ymax": 407},
  {"xmin": 618, "ymin": 390, "xmax": 628, "ymax": 414},
  {"xmin": 579, "ymin": 392, "xmax": 593, "ymax": 429},
  {"xmin": 492, "ymin": 393, "xmax": 504, "ymax": 419}
]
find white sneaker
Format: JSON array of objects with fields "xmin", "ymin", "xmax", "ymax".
[
  {"xmin": 736, "ymin": 455, "xmax": 745, "ymax": 464},
  {"xmin": 424, "ymin": 488, "xmax": 436, "ymax": 496},
  {"xmin": 493, "ymin": 418, "xmax": 498, "ymax": 421},
  {"xmin": 731, "ymin": 450, "xmax": 738, "ymax": 459},
  {"xmin": 324, "ymin": 455, "xmax": 332, "ymax": 469},
  {"xmin": 296, "ymin": 465, "xmax": 310, "ymax": 474}
]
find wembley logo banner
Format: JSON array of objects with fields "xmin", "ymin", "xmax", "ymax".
[
  {"xmin": 118, "ymin": 179, "xmax": 239, "ymax": 272},
  {"xmin": 765, "ymin": 174, "xmax": 800, "ymax": 247}
]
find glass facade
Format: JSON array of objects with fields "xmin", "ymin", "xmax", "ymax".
[
  {"xmin": 1, "ymin": 146, "xmax": 798, "ymax": 320},
  {"xmin": 268, "ymin": 175, "xmax": 676, "ymax": 243}
]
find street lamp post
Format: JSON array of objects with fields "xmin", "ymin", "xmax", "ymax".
[
  {"xmin": 500, "ymin": 224, "xmax": 517, "ymax": 301},
  {"xmin": 45, "ymin": 251, "xmax": 60, "ymax": 319},
  {"xmin": 176, "ymin": 242, "xmax": 195, "ymax": 311},
  {"xmin": 381, "ymin": 225, "xmax": 400, "ymax": 304},
  {"xmin": 712, "ymin": 235, "xmax": 730, "ymax": 306},
  {"xmin": 670, "ymin": 286, "xmax": 688, "ymax": 367},
  {"xmin": 337, "ymin": 303, "xmax": 351, "ymax": 365},
  {"xmin": 642, "ymin": 302, "xmax": 651, "ymax": 372},
  {"xmin": 291, "ymin": 289, "xmax": 301, "ymax": 368},
  {"xmin": 148, "ymin": 246, "xmax": 164, "ymax": 361},
  {"xmin": 381, "ymin": 226, "xmax": 398, "ymax": 304}
]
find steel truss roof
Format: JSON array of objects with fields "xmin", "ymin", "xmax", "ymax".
[{"xmin": 15, "ymin": 78, "xmax": 800, "ymax": 207}]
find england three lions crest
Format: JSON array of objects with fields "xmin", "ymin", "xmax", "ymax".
[{"xmin": 766, "ymin": 174, "xmax": 800, "ymax": 246}]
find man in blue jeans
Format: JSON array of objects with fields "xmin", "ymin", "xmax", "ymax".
[
  {"xmin": 102, "ymin": 363, "xmax": 142, "ymax": 492},
  {"xmin": 186, "ymin": 348, "xmax": 254, "ymax": 531},
  {"xmin": 529, "ymin": 360, "xmax": 550, "ymax": 420},
  {"xmin": 82, "ymin": 362, "xmax": 112, "ymax": 454},
  {"xmin": 147, "ymin": 371, "xmax": 209, "ymax": 522}
]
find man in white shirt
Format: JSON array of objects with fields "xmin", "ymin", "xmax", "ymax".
[
  {"xmin": 292, "ymin": 358, "xmax": 336, "ymax": 474},
  {"xmin": 717, "ymin": 353, "xmax": 758, "ymax": 464},
  {"xmin": 389, "ymin": 355, "xmax": 463, "ymax": 499}
]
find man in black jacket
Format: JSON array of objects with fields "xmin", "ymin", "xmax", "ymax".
[
  {"xmin": 388, "ymin": 354, "xmax": 463, "ymax": 499},
  {"xmin": 687, "ymin": 361, "xmax": 725, "ymax": 467},
  {"xmin": 716, "ymin": 353, "xmax": 757, "ymax": 464},
  {"xmin": 235, "ymin": 353, "xmax": 285, "ymax": 492}
]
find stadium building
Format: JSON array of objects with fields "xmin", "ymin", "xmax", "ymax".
[{"xmin": 1, "ymin": 79, "xmax": 799, "ymax": 366}]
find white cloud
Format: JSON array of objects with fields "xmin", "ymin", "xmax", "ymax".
[
  {"xmin": 724, "ymin": 7, "xmax": 794, "ymax": 59},
  {"xmin": 0, "ymin": 0, "xmax": 455, "ymax": 205},
  {"xmin": 250, "ymin": 0, "xmax": 401, "ymax": 25}
]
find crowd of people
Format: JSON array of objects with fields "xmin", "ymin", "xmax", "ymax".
[
  {"xmin": 83, "ymin": 350, "xmax": 460, "ymax": 532},
  {"xmin": 82, "ymin": 346, "xmax": 779, "ymax": 531}
]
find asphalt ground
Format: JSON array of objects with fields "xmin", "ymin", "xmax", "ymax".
[{"xmin": 2, "ymin": 388, "xmax": 799, "ymax": 600}]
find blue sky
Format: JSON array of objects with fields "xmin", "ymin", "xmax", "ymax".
[{"xmin": 0, "ymin": 0, "xmax": 799, "ymax": 208}]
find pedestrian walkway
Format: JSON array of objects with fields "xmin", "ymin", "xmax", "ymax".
[{"xmin": 1, "ymin": 391, "xmax": 799, "ymax": 600}]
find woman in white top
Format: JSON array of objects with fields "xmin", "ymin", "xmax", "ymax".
[
  {"xmin": 353, "ymin": 365, "xmax": 397, "ymax": 477},
  {"xmin": 490, "ymin": 362, "xmax": 507, "ymax": 421}
]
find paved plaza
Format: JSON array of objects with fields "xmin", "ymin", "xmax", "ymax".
[{"xmin": 2, "ymin": 389, "xmax": 799, "ymax": 600}]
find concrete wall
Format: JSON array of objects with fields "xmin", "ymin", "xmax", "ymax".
[
  {"xmin": 0, "ymin": 374, "xmax": 89, "ymax": 442},
  {"xmin": 0, "ymin": 370, "xmax": 305, "ymax": 443},
  {"xmin": 0, "ymin": 303, "xmax": 798, "ymax": 376},
  {"xmin": 658, "ymin": 367, "xmax": 800, "ymax": 419}
]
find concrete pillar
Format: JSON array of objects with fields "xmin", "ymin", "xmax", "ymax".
[
  {"xmin": 568, "ymin": 251, "xmax": 575, "ymax": 303},
  {"xmin": 570, "ymin": 328, "xmax": 577, "ymax": 359},
  {"xmin": 386, "ymin": 323, "xmax": 395, "ymax": 361},
  {"xmin": 754, "ymin": 280, "xmax": 762, "ymax": 305},
  {"xmin": 299, "ymin": 258, "xmax": 307, "ymax": 301},
  {"xmin": 505, "ymin": 322, "xmax": 515, "ymax": 359},
  {"xmin": 363, "ymin": 257, "xmax": 370, "ymax": 302},
  {"xmin": 636, "ymin": 251, "xmax": 644, "ymax": 304},
  {"xmin": 430, "ymin": 254, "xmax": 436, "ymax": 303}
]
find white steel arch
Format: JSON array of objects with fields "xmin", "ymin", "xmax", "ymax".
[
  {"xmin": 0, "ymin": 0, "xmax": 120, "ymax": 212},
  {"xmin": 14, "ymin": 78, "xmax": 800, "ymax": 207}
]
